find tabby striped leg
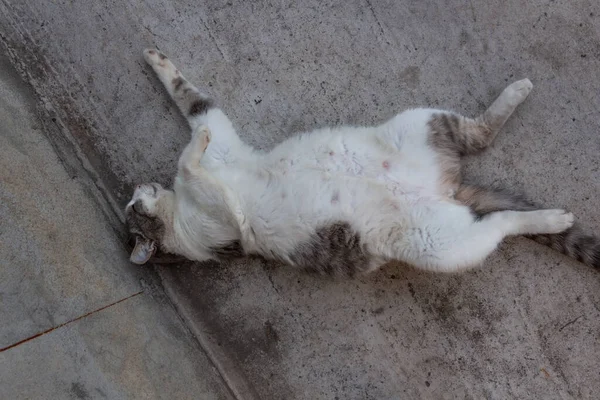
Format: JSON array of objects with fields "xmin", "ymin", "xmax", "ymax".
[
  {"xmin": 142, "ymin": 48, "xmax": 252, "ymax": 163},
  {"xmin": 143, "ymin": 49, "xmax": 215, "ymax": 128},
  {"xmin": 479, "ymin": 78, "xmax": 533, "ymax": 134},
  {"xmin": 429, "ymin": 79, "xmax": 533, "ymax": 156}
]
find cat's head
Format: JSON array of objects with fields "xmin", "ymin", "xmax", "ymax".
[{"xmin": 125, "ymin": 182, "xmax": 175, "ymax": 264}]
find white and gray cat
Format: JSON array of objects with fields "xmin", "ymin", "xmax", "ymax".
[{"xmin": 126, "ymin": 48, "xmax": 599, "ymax": 276}]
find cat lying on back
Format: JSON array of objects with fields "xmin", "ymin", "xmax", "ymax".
[{"xmin": 126, "ymin": 48, "xmax": 599, "ymax": 276}]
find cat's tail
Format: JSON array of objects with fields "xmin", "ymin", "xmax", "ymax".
[{"xmin": 456, "ymin": 183, "xmax": 600, "ymax": 269}]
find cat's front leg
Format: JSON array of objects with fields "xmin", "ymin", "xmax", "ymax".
[
  {"xmin": 143, "ymin": 49, "xmax": 253, "ymax": 164},
  {"xmin": 175, "ymin": 125, "xmax": 248, "ymax": 236},
  {"xmin": 178, "ymin": 125, "xmax": 211, "ymax": 179},
  {"xmin": 143, "ymin": 49, "xmax": 214, "ymax": 128}
]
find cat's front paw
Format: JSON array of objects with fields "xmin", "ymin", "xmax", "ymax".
[
  {"xmin": 193, "ymin": 125, "xmax": 212, "ymax": 152},
  {"xmin": 143, "ymin": 48, "xmax": 168, "ymax": 67}
]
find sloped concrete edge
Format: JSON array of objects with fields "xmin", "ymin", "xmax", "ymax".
[
  {"xmin": 159, "ymin": 276, "xmax": 262, "ymax": 400},
  {"xmin": 0, "ymin": 27, "xmax": 258, "ymax": 400}
]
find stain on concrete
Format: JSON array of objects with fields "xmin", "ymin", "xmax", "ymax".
[
  {"xmin": 70, "ymin": 382, "xmax": 89, "ymax": 399},
  {"xmin": 398, "ymin": 66, "xmax": 421, "ymax": 89},
  {"xmin": 459, "ymin": 29, "xmax": 471, "ymax": 46}
]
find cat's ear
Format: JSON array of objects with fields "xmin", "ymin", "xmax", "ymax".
[{"xmin": 130, "ymin": 236, "xmax": 156, "ymax": 265}]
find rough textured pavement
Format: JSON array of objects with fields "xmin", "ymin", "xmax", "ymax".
[
  {"xmin": 1, "ymin": 0, "xmax": 600, "ymax": 399},
  {"xmin": 0, "ymin": 49, "xmax": 232, "ymax": 399}
]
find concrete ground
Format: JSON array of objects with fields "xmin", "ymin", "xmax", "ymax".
[{"xmin": 1, "ymin": 0, "xmax": 599, "ymax": 399}]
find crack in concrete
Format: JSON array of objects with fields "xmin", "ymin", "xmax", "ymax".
[
  {"xmin": 364, "ymin": 0, "xmax": 391, "ymax": 45},
  {"xmin": 558, "ymin": 315, "xmax": 584, "ymax": 332},
  {"xmin": 0, "ymin": 291, "xmax": 144, "ymax": 353},
  {"xmin": 200, "ymin": 16, "xmax": 226, "ymax": 61}
]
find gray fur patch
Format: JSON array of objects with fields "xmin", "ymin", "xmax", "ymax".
[
  {"xmin": 172, "ymin": 77, "xmax": 184, "ymax": 91},
  {"xmin": 455, "ymin": 183, "xmax": 537, "ymax": 219},
  {"xmin": 188, "ymin": 98, "xmax": 214, "ymax": 116},
  {"xmin": 125, "ymin": 201, "xmax": 166, "ymax": 243},
  {"xmin": 288, "ymin": 222, "xmax": 371, "ymax": 277},
  {"xmin": 209, "ymin": 240, "xmax": 245, "ymax": 260},
  {"xmin": 428, "ymin": 113, "xmax": 492, "ymax": 156},
  {"xmin": 428, "ymin": 113, "xmax": 464, "ymax": 155}
]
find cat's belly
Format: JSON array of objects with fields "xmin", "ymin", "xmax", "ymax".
[
  {"xmin": 239, "ymin": 167, "xmax": 444, "ymax": 274},
  {"xmin": 269, "ymin": 139, "xmax": 440, "ymax": 198},
  {"xmin": 243, "ymin": 167, "xmax": 434, "ymax": 238},
  {"xmin": 244, "ymin": 118, "xmax": 446, "ymax": 259}
]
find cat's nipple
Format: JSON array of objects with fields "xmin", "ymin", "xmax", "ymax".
[
  {"xmin": 331, "ymin": 191, "xmax": 340, "ymax": 204},
  {"xmin": 382, "ymin": 160, "xmax": 390, "ymax": 170}
]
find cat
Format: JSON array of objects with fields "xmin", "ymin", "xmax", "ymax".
[{"xmin": 126, "ymin": 48, "xmax": 599, "ymax": 276}]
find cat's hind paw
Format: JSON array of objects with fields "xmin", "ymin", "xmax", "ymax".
[
  {"xmin": 531, "ymin": 209, "xmax": 574, "ymax": 234},
  {"xmin": 503, "ymin": 78, "xmax": 533, "ymax": 106}
]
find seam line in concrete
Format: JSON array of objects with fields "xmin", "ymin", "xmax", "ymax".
[{"xmin": 0, "ymin": 291, "xmax": 144, "ymax": 353}]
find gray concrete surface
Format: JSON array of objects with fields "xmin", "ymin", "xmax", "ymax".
[
  {"xmin": 1, "ymin": 0, "xmax": 600, "ymax": 399},
  {"xmin": 0, "ymin": 53, "xmax": 232, "ymax": 399}
]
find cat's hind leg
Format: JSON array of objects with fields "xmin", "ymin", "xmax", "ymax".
[
  {"xmin": 428, "ymin": 79, "xmax": 533, "ymax": 156},
  {"xmin": 456, "ymin": 183, "xmax": 600, "ymax": 269},
  {"xmin": 385, "ymin": 205, "xmax": 573, "ymax": 272}
]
